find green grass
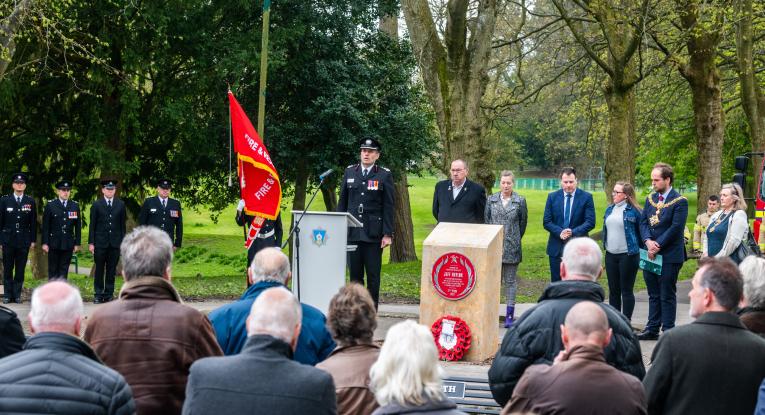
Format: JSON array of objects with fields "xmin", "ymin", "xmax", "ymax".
[{"xmin": 21, "ymin": 176, "xmax": 700, "ymax": 303}]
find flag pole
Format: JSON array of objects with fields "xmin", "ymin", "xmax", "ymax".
[
  {"xmin": 228, "ymin": 84, "xmax": 233, "ymax": 187},
  {"xmin": 257, "ymin": 0, "xmax": 271, "ymax": 138}
]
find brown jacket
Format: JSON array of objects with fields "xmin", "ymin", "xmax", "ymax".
[
  {"xmin": 317, "ymin": 343, "xmax": 380, "ymax": 415},
  {"xmin": 503, "ymin": 344, "xmax": 646, "ymax": 415},
  {"xmin": 83, "ymin": 276, "xmax": 223, "ymax": 415}
]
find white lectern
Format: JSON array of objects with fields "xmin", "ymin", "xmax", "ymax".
[{"xmin": 290, "ymin": 211, "xmax": 362, "ymax": 314}]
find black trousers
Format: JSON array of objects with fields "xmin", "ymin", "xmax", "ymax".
[
  {"xmin": 94, "ymin": 247, "xmax": 120, "ymax": 300},
  {"xmin": 644, "ymin": 262, "xmax": 683, "ymax": 333},
  {"xmin": 2, "ymin": 244, "xmax": 29, "ymax": 300},
  {"xmin": 348, "ymin": 241, "xmax": 382, "ymax": 308},
  {"xmin": 605, "ymin": 252, "xmax": 639, "ymax": 320},
  {"xmin": 48, "ymin": 248, "xmax": 74, "ymax": 280}
]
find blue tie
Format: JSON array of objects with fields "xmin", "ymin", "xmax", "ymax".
[{"xmin": 563, "ymin": 193, "xmax": 572, "ymax": 228}]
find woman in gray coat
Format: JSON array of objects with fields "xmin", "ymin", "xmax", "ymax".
[{"xmin": 484, "ymin": 170, "xmax": 528, "ymax": 327}]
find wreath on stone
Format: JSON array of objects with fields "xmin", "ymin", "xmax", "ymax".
[{"xmin": 431, "ymin": 315, "xmax": 472, "ymax": 361}]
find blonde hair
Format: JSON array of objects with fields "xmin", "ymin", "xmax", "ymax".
[
  {"xmin": 370, "ymin": 320, "xmax": 445, "ymax": 406},
  {"xmin": 721, "ymin": 183, "xmax": 747, "ymax": 211}
]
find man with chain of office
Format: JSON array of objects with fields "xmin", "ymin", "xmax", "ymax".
[{"xmin": 636, "ymin": 162, "xmax": 688, "ymax": 341}]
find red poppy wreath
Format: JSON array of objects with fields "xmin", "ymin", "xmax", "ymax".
[{"xmin": 431, "ymin": 315, "xmax": 472, "ymax": 361}]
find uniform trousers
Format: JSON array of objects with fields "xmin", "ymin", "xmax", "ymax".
[
  {"xmin": 94, "ymin": 247, "xmax": 120, "ymax": 300},
  {"xmin": 348, "ymin": 241, "xmax": 382, "ymax": 308},
  {"xmin": 2, "ymin": 244, "xmax": 29, "ymax": 300},
  {"xmin": 48, "ymin": 248, "xmax": 74, "ymax": 280}
]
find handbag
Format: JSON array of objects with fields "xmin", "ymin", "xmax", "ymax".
[{"xmin": 730, "ymin": 228, "xmax": 761, "ymax": 265}]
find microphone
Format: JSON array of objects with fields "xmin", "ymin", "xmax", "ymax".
[{"xmin": 319, "ymin": 169, "xmax": 334, "ymax": 180}]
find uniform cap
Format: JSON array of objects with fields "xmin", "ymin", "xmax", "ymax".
[
  {"xmin": 359, "ymin": 137, "xmax": 381, "ymax": 151},
  {"xmin": 12, "ymin": 173, "xmax": 28, "ymax": 184},
  {"xmin": 56, "ymin": 180, "xmax": 72, "ymax": 190},
  {"xmin": 157, "ymin": 178, "xmax": 172, "ymax": 189},
  {"xmin": 101, "ymin": 179, "xmax": 118, "ymax": 189}
]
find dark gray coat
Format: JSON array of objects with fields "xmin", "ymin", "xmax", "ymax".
[
  {"xmin": 485, "ymin": 192, "xmax": 528, "ymax": 264},
  {"xmin": 0, "ymin": 332, "xmax": 135, "ymax": 415},
  {"xmin": 372, "ymin": 396, "xmax": 466, "ymax": 415},
  {"xmin": 644, "ymin": 311, "xmax": 765, "ymax": 415},
  {"xmin": 183, "ymin": 334, "xmax": 336, "ymax": 415}
]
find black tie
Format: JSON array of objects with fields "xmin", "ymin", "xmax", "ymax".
[
  {"xmin": 108, "ymin": 200, "xmax": 112, "ymax": 208},
  {"xmin": 162, "ymin": 199, "xmax": 166, "ymax": 209},
  {"xmin": 16, "ymin": 197, "xmax": 21, "ymax": 205},
  {"xmin": 362, "ymin": 169, "xmax": 368, "ymax": 177},
  {"xmin": 63, "ymin": 201, "xmax": 67, "ymax": 209}
]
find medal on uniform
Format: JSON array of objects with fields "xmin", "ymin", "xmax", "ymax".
[
  {"xmin": 68, "ymin": 211, "xmax": 78, "ymax": 219},
  {"xmin": 367, "ymin": 180, "xmax": 378, "ymax": 190},
  {"xmin": 170, "ymin": 210, "xmax": 179, "ymax": 218}
]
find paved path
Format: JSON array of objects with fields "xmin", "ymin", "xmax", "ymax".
[{"xmin": 2, "ymin": 277, "xmax": 692, "ymax": 378}]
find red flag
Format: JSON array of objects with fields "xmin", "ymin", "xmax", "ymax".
[{"xmin": 229, "ymin": 91, "xmax": 282, "ymax": 247}]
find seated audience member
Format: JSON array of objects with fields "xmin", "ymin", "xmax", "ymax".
[
  {"xmin": 738, "ymin": 255, "xmax": 765, "ymax": 335},
  {"xmin": 183, "ymin": 286, "xmax": 337, "ymax": 414},
  {"xmin": 370, "ymin": 320, "xmax": 466, "ymax": 415},
  {"xmin": 210, "ymin": 247, "xmax": 335, "ymax": 365},
  {"xmin": 84, "ymin": 226, "xmax": 222, "ymax": 415},
  {"xmin": 756, "ymin": 378, "xmax": 765, "ymax": 415},
  {"xmin": 0, "ymin": 281, "xmax": 135, "ymax": 414},
  {"xmin": 488, "ymin": 237, "xmax": 644, "ymax": 407},
  {"xmin": 317, "ymin": 283, "xmax": 380, "ymax": 415},
  {"xmin": 503, "ymin": 301, "xmax": 646, "ymax": 415},
  {"xmin": 0, "ymin": 304, "xmax": 24, "ymax": 358},
  {"xmin": 644, "ymin": 257, "xmax": 765, "ymax": 414}
]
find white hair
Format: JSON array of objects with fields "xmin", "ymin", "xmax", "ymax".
[
  {"xmin": 370, "ymin": 320, "xmax": 445, "ymax": 407},
  {"xmin": 562, "ymin": 237, "xmax": 602, "ymax": 281},
  {"xmin": 246, "ymin": 287, "xmax": 302, "ymax": 344},
  {"xmin": 121, "ymin": 226, "xmax": 174, "ymax": 280},
  {"xmin": 29, "ymin": 281, "xmax": 83, "ymax": 331},
  {"xmin": 740, "ymin": 256, "xmax": 765, "ymax": 308},
  {"xmin": 250, "ymin": 247, "xmax": 291, "ymax": 284}
]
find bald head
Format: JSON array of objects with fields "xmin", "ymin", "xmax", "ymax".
[
  {"xmin": 246, "ymin": 287, "xmax": 302, "ymax": 348},
  {"xmin": 249, "ymin": 247, "xmax": 291, "ymax": 285},
  {"xmin": 561, "ymin": 301, "xmax": 611, "ymax": 349},
  {"xmin": 29, "ymin": 281, "xmax": 84, "ymax": 335}
]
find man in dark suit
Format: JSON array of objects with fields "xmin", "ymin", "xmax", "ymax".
[
  {"xmin": 542, "ymin": 167, "xmax": 595, "ymax": 282},
  {"xmin": 235, "ymin": 199, "xmax": 282, "ymax": 269},
  {"xmin": 637, "ymin": 162, "xmax": 688, "ymax": 340},
  {"xmin": 138, "ymin": 178, "xmax": 182, "ymax": 249},
  {"xmin": 183, "ymin": 286, "xmax": 336, "ymax": 415},
  {"xmin": 88, "ymin": 179, "xmax": 127, "ymax": 303},
  {"xmin": 0, "ymin": 173, "xmax": 36, "ymax": 304},
  {"xmin": 644, "ymin": 257, "xmax": 765, "ymax": 414},
  {"xmin": 432, "ymin": 159, "xmax": 486, "ymax": 224},
  {"xmin": 337, "ymin": 137, "xmax": 395, "ymax": 308},
  {"xmin": 41, "ymin": 180, "xmax": 81, "ymax": 280}
]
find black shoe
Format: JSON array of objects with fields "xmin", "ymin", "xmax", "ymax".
[
  {"xmin": 14, "ymin": 298, "xmax": 22, "ymax": 304},
  {"xmin": 637, "ymin": 330, "xmax": 659, "ymax": 341},
  {"xmin": 2, "ymin": 298, "xmax": 10, "ymax": 304},
  {"xmin": 94, "ymin": 298, "xmax": 103, "ymax": 304}
]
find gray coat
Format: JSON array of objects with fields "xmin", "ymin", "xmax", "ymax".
[
  {"xmin": 182, "ymin": 334, "xmax": 337, "ymax": 415},
  {"xmin": 485, "ymin": 192, "xmax": 528, "ymax": 264}
]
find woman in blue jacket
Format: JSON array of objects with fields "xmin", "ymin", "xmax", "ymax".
[{"xmin": 603, "ymin": 181, "xmax": 643, "ymax": 321}]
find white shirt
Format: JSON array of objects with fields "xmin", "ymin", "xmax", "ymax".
[{"xmin": 452, "ymin": 180, "xmax": 466, "ymax": 199}]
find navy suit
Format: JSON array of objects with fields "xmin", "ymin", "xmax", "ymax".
[
  {"xmin": 640, "ymin": 188, "xmax": 688, "ymax": 333},
  {"xmin": 543, "ymin": 188, "xmax": 596, "ymax": 281}
]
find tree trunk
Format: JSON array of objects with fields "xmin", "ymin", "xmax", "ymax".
[
  {"xmin": 735, "ymin": 0, "xmax": 765, "ymax": 182},
  {"xmin": 678, "ymin": 2, "xmax": 724, "ymax": 216},
  {"xmin": 0, "ymin": 0, "xmax": 33, "ymax": 79},
  {"xmin": 320, "ymin": 183, "xmax": 337, "ymax": 211},
  {"xmin": 603, "ymin": 86, "xmax": 637, "ymax": 203},
  {"xmin": 401, "ymin": 0, "xmax": 498, "ymax": 192},
  {"xmin": 30, "ymin": 196, "xmax": 47, "ymax": 279},
  {"xmin": 390, "ymin": 174, "xmax": 417, "ymax": 262}
]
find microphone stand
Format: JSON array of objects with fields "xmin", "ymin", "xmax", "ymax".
[{"xmin": 282, "ymin": 174, "xmax": 330, "ymax": 301}]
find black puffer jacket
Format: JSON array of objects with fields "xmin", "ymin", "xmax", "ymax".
[
  {"xmin": 488, "ymin": 280, "xmax": 645, "ymax": 407},
  {"xmin": 0, "ymin": 305, "xmax": 24, "ymax": 358},
  {"xmin": 0, "ymin": 332, "xmax": 136, "ymax": 415}
]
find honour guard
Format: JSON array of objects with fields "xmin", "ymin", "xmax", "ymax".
[
  {"xmin": 637, "ymin": 162, "xmax": 688, "ymax": 341},
  {"xmin": 41, "ymin": 180, "xmax": 82, "ymax": 280},
  {"xmin": 138, "ymin": 178, "xmax": 183, "ymax": 249},
  {"xmin": 0, "ymin": 173, "xmax": 36, "ymax": 304},
  {"xmin": 235, "ymin": 199, "xmax": 282, "ymax": 268},
  {"xmin": 88, "ymin": 179, "xmax": 127, "ymax": 303},
  {"xmin": 336, "ymin": 137, "xmax": 395, "ymax": 308}
]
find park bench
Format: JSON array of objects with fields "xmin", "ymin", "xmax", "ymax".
[{"xmin": 443, "ymin": 376, "xmax": 502, "ymax": 414}]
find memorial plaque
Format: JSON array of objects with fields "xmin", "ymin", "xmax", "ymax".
[{"xmin": 431, "ymin": 252, "xmax": 476, "ymax": 300}]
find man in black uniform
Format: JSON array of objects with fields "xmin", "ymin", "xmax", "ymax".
[
  {"xmin": 0, "ymin": 173, "xmax": 36, "ymax": 304},
  {"xmin": 235, "ymin": 198, "xmax": 283, "ymax": 267},
  {"xmin": 41, "ymin": 180, "xmax": 81, "ymax": 280},
  {"xmin": 88, "ymin": 179, "xmax": 126, "ymax": 303},
  {"xmin": 138, "ymin": 178, "xmax": 183, "ymax": 249},
  {"xmin": 337, "ymin": 137, "xmax": 395, "ymax": 308}
]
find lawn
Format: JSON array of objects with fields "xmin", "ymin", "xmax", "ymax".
[{"xmin": 23, "ymin": 175, "xmax": 700, "ymax": 303}]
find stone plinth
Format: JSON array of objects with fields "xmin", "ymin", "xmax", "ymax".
[{"xmin": 420, "ymin": 223, "xmax": 503, "ymax": 362}]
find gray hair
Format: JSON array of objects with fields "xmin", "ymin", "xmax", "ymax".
[
  {"xmin": 29, "ymin": 281, "xmax": 83, "ymax": 332},
  {"xmin": 721, "ymin": 183, "xmax": 748, "ymax": 211},
  {"xmin": 370, "ymin": 320, "xmax": 445, "ymax": 407},
  {"xmin": 250, "ymin": 247, "xmax": 291, "ymax": 284},
  {"xmin": 246, "ymin": 287, "xmax": 302, "ymax": 344},
  {"xmin": 451, "ymin": 159, "xmax": 468, "ymax": 170},
  {"xmin": 562, "ymin": 237, "xmax": 602, "ymax": 281},
  {"xmin": 740, "ymin": 256, "xmax": 765, "ymax": 308},
  {"xmin": 500, "ymin": 170, "xmax": 515, "ymax": 182},
  {"xmin": 121, "ymin": 226, "xmax": 174, "ymax": 280}
]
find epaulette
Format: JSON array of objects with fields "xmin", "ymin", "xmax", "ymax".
[
  {"xmin": 381, "ymin": 166, "xmax": 390, "ymax": 172},
  {"xmin": 48, "ymin": 199, "xmax": 56, "ymax": 203},
  {"xmin": 347, "ymin": 164, "xmax": 357, "ymax": 169}
]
